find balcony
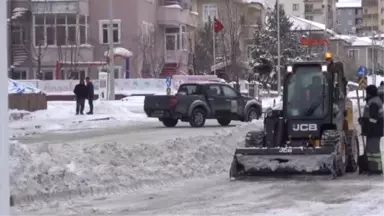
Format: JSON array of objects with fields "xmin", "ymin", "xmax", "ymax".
[
  {"xmin": 305, "ymin": 8, "xmax": 323, "ymax": 14},
  {"xmin": 157, "ymin": 5, "xmax": 198, "ymax": 28},
  {"xmin": 31, "ymin": 0, "xmax": 89, "ymax": 15}
]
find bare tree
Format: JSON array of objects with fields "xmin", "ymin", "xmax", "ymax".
[
  {"xmin": 217, "ymin": 0, "xmax": 245, "ymax": 82},
  {"xmin": 23, "ymin": 32, "xmax": 49, "ymax": 79},
  {"xmin": 136, "ymin": 25, "xmax": 164, "ymax": 78},
  {"xmin": 57, "ymin": 43, "xmax": 81, "ymax": 79},
  {"xmin": 194, "ymin": 18, "xmax": 214, "ymax": 74}
]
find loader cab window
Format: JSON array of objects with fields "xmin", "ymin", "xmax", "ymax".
[{"xmin": 285, "ymin": 65, "xmax": 329, "ymax": 118}]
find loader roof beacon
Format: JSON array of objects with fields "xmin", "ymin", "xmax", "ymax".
[{"xmin": 229, "ymin": 53, "xmax": 360, "ymax": 179}]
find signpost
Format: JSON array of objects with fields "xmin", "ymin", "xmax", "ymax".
[
  {"xmin": 357, "ymin": 65, "xmax": 368, "ymax": 77},
  {"xmin": 98, "ymin": 71, "xmax": 108, "ymax": 101},
  {"xmin": 166, "ymin": 76, "xmax": 172, "ymax": 95},
  {"xmin": 0, "ymin": 0, "xmax": 10, "ymax": 213}
]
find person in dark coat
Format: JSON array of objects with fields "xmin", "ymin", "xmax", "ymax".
[
  {"xmin": 73, "ymin": 79, "xmax": 88, "ymax": 115},
  {"xmin": 378, "ymin": 81, "xmax": 384, "ymax": 103},
  {"xmin": 85, "ymin": 77, "xmax": 94, "ymax": 115},
  {"xmin": 358, "ymin": 84, "xmax": 384, "ymax": 174}
]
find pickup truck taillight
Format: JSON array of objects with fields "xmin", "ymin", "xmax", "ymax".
[{"xmin": 170, "ymin": 98, "xmax": 178, "ymax": 106}]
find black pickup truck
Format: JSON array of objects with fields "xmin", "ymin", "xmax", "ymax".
[{"xmin": 144, "ymin": 82, "xmax": 262, "ymax": 127}]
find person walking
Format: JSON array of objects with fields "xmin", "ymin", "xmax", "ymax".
[
  {"xmin": 359, "ymin": 85, "xmax": 384, "ymax": 175},
  {"xmin": 85, "ymin": 77, "xmax": 94, "ymax": 115},
  {"xmin": 73, "ymin": 79, "xmax": 88, "ymax": 115}
]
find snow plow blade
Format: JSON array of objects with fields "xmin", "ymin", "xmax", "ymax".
[{"xmin": 229, "ymin": 146, "xmax": 337, "ymax": 179}]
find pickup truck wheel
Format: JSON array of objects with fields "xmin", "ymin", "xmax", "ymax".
[
  {"xmin": 217, "ymin": 118, "xmax": 231, "ymax": 126},
  {"xmin": 189, "ymin": 108, "xmax": 206, "ymax": 127},
  {"xmin": 246, "ymin": 107, "xmax": 260, "ymax": 122},
  {"xmin": 162, "ymin": 118, "xmax": 178, "ymax": 127}
]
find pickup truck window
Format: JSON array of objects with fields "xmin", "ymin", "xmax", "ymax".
[
  {"xmin": 178, "ymin": 84, "xmax": 202, "ymax": 95},
  {"xmin": 222, "ymin": 85, "xmax": 238, "ymax": 97},
  {"xmin": 207, "ymin": 85, "xmax": 222, "ymax": 96}
]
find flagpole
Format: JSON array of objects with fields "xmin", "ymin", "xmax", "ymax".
[{"xmin": 213, "ymin": 17, "xmax": 216, "ymax": 75}]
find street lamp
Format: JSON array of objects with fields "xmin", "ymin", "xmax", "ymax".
[{"xmin": 107, "ymin": 0, "xmax": 115, "ymax": 100}]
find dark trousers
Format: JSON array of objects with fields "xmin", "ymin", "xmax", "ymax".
[
  {"xmin": 88, "ymin": 98, "xmax": 94, "ymax": 113},
  {"xmin": 76, "ymin": 98, "xmax": 85, "ymax": 114},
  {"xmin": 366, "ymin": 137, "xmax": 382, "ymax": 173}
]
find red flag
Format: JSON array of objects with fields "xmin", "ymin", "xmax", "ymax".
[{"xmin": 214, "ymin": 18, "xmax": 224, "ymax": 33}]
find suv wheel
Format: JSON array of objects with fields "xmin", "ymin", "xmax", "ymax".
[{"xmin": 189, "ymin": 108, "xmax": 206, "ymax": 127}]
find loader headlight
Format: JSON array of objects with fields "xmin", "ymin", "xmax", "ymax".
[
  {"xmin": 321, "ymin": 65, "xmax": 327, "ymax": 72},
  {"xmin": 287, "ymin": 66, "xmax": 293, "ymax": 73}
]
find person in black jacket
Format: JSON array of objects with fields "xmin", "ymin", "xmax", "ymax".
[
  {"xmin": 73, "ymin": 79, "xmax": 88, "ymax": 115},
  {"xmin": 86, "ymin": 77, "xmax": 94, "ymax": 115},
  {"xmin": 358, "ymin": 85, "xmax": 384, "ymax": 174}
]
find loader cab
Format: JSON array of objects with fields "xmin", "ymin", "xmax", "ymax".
[{"xmin": 282, "ymin": 61, "xmax": 345, "ymax": 139}]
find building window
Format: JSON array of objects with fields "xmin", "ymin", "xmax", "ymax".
[
  {"xmin": 33, "ymin": 14, "xmax": 88, "ymax": 46},
  {"xmin": 292, "ymin": 4, "xmax": 299, "ymax": 11},
  {"xmin": 348, "ymin": 49, "xmax": 358, "ymax": 58},
  {"xmin": 99, "ymin": 19, "xmax": 121, "ymax": 44},
  {"xmin": 202, "ymin": 4, "xmax": 218, "ymax": 22},
  {"xmin": 348, "ymin": 9, "xmax": 353, "ymax": 15},
  {"xmin": 164, "ymin": 27, "xmax": 187, "ymax": 51},
  {"xmin": 114, "ymin": 66, "xmax": 122, "ymax": 79},
  {"xmin": 305, "ymin": 4, "xmax": 313, "ymax": 12},
  {"xmin": 11, "ymin": 70, "xmax": 27, "ymax": 80},
  {"xmin": 246, "ymin": 45, "xmax": 253, "ymax": 59},
  {"xmin": 305, "ymin": 16, "xmax": 313, "ymax": 21},
  {"xmin": 348, "ymin": 20, "xmax": 353, "ymax": 25},
  {"xmin": 11, "ymin": 25, "xmax": 25, "ymax": 45}
]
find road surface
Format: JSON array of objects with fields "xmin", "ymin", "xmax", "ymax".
[{"xmin": 13, "ymin": 120, "xmax": 239, "ymax": 145}]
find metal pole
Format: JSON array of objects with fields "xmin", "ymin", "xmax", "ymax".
[
  {"xmin": 372, "ymin": 32, "xmax": 376, "ymax": 85},
  {"xmin": 213, "ymin": 18, "xmax": 216, "ymax": 75},
  {"xmin": 0, "ymin": 0, "xmax": 10, "ymax": 213},
  {"xmin": 107, "ymin": 0, "xmax": 115, "ymax": 100},
  {"xmin": 277, "ymin": 0, "xmax": 281, "ymax": 96}
]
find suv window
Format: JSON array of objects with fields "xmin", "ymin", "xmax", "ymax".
[
  {"xmin": 207, "ymin": 85, "xmax": 222, "ymax": 96},
  {"xmin": 221, "ymin": 85, "xmax": 238, "ymax": 97}
]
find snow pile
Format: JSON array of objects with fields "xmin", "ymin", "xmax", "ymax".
[
  {"xmin": 10, "ymin": 122, "xmax": 262, "ymax": 202},
  {"xmin": 8, "ymin": 79, "xmax": 43, "ymax": 94},
  {"xmin": 10, "ymin": 100, "xmax": 150, "ymax": 137},
  {"xmin": 120, "ymin": 96, "xmax": 145, "ymax": 113}
]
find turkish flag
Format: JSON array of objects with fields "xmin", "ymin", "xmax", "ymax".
[{"xmin": 214, "ymin": 18, "xmax": 224, "ymax": 33}]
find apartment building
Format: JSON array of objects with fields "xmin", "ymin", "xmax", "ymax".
[
  {"xmin": 335, "ymin": 0, "xmax": 363, "ymax": 35},
  {"xmin": 303, "ymin": 0, "xmax": 334, "ymax": 29},
  {"xmin": 265, "ymin": 0, "xmax": 305, "ymax": 18},
  {"xmin": 362, "ymin": 0, "xmax": 381, "ymax": 33}
]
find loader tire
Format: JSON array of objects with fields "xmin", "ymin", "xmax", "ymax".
[
  {"xmin": 217, "ymin": 118, "xmax": 231, "ymax": 126},
  {"xmin": 346, "ymin": 130, "xmax": 359, "ymax": 173},
  {"xmin": 245, "ymin": 131, "xmax": 264, "ymax": 147},
  {"xmin": 189, "ymin": 108, "xmax": 206, "ymax": 127},
  {"xmin": 321, "ymin": 130, "xmax": 347, "ymax": 177},
  {"xmin": 162, "ymin": 118, "xmax": 178, "ymax": 127}
]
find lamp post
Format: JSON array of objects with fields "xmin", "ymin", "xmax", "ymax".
[
  {"xmin": 277, "ymin": 0, "xmax": 281, "ymax": 96},
  {"xmin": 0, "ymin": 0, "xmax": 10, "ymax": 214},
  {"xmin": 107, "ymin": 0, "xmax": 115, "ymax": 100}
]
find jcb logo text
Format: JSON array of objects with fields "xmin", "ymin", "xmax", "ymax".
[{"xmin": 292, "ymin": 124, "xmax": 317, "ymax": 131}]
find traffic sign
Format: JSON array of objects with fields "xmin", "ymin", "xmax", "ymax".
[
  {"xmin": 357, "ymin": 66, "xmax": 368, "ymax": 76},
  {"xmin": 358, "ymin": 76, "xmax": 367, "ymax": 90},
  {"xmin": 166, "ymin": 76, "xmax": 172, "ymax": 88}
]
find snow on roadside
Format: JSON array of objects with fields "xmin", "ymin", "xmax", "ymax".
[
  {"xmin": 9, "ymin": 100, "xmax": 152, "ymax": 137},
  {"xmin": 10, "ymin": 121, "xmax": 262, "ymax": 205}
]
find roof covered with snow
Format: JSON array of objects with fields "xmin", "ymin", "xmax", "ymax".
[
  {"xmin": 289, "ymin": 16, "xmax": 335, "ymax": 35},
  {"xmin": 330, "ymin": 34, "xmax": 384, "ymax": 47},
  {"xmin": 336, "ymin": 0, "xmax": 362, "ymax": 8},
  {"xmin": 104, "ymin": 47, "xmax": 133, "ymax": 58},
  {"xmin": 242, "ymin": 0, "xmax": 267, "ymax": 7}
]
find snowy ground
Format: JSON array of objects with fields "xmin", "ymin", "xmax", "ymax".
[{"xmin": 9, "ymin": 95, "xmax": 384, "ymax": 215}]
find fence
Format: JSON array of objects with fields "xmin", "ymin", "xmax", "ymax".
[{"xmin": 9, "ymin": 93, "xmax": 47, "ymax": 112}]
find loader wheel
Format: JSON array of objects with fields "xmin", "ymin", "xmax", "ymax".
[
  {"xmin": 189, "ymin": 108, "xmax": 206, "ymax": 127},
  {"xmin": 245, "ymin": 131, "xmax": 264, "ymax": 147},
  {"xmin": 346, "ymin": 130, "xmax": 359, "ymax": 173},
  {"xmin": 321, "ymin": 130, "xmax": 341, "ymax": 146},
  {"xmin": 162, "ymin": 118, "xmax": 178, "ymax": 127},
  {"xmin": 217, "ymin": 118, "xmax": 231, "ymax": 126},
  {"xmin": 321, "ymin": 130, "xmax": 347, "ymax": 177}
]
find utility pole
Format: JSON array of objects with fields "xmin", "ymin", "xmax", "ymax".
[
  {"xmin": 277, "ymin": 0, "xmax": 281, "ymax": 96},
  {"xmin": 0, "ymin": 0, "xmax": 10, "ymax": 214},
  {"xmin": 107, "ymin": 0, "xmax": 115, "ymax": 100}
]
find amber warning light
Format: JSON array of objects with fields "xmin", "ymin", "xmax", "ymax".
[{"xmin": 300, "ymin": 37, "xmax": 329, "ymax": 46}]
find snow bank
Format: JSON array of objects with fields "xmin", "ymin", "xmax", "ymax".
[
  {"xmin": 10, "ymin": 122, "xmax": 262, "ymax": 203},
  {"xmin": 9, "ymin": 100, "xmax": 150, "ymax": 137},
  {"xmin": 8, "ymin": 79, "xmax": 42, "ymax": 94}
]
